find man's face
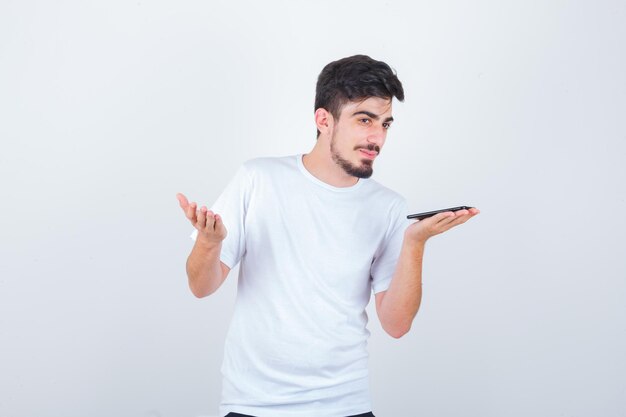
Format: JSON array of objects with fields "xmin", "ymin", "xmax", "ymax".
[{"xmin": 329, "ymin": 96, "xmax": 394, "ymax": 179}]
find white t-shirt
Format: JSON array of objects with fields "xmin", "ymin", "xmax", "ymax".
[{"xmin": 191, "ymin": 154, "xmax": 410, "ymax": 417}]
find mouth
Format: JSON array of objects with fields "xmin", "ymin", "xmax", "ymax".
[{"xmin": 359, "ymin": 149, "xmax": 378, "ymax": 160}]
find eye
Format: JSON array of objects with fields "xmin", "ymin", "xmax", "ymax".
[
  {"xmin": 382, "ymin": 122, "xmax": 391, "ymax": 129},
  {"xmin": 359, "ymin": 118, "xmax": 371, "ymax": 125}
]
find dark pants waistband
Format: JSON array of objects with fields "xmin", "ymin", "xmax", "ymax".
[{"xmin": 225, "ymin": 412, "xmax": 375, "ymax": 417}]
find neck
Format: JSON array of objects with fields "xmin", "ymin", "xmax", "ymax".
[{"xmin": 302, "ymin": 138, "xmax": 359, "ymax": 188}]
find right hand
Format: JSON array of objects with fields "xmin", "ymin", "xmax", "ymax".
[{"xmin": 176, "ymin": 193, "xmax": 227, "ymax": 245}]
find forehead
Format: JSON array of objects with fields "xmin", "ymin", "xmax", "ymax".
[{"xmin": 339, "ymin": 96, "xmax": 393, "ymax": 117}]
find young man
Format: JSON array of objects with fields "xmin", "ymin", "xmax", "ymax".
[{"xmin": 177, "ymin": 55, "xmax": 479, "ymax": 417}]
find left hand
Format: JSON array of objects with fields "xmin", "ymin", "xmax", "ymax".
[{"xmin": 405, "ymin": 208, "xmax": 480, "ymax": 244}]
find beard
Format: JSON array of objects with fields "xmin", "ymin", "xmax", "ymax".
[{"xmin": 330, "ymin": 133, "xmax": 380, "ymax": 179}]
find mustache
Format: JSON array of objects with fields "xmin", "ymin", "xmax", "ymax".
[{"xmin": 355, "ymin": 144, "xmax": 380, "ymax": 154}]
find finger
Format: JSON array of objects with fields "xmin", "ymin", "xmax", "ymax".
[
  {"xmin": 432, "ymin": 211, "xmax": 457, "ymax": 226},
  {"xmin": 424, "ymin": 211, "xmax": 454, "ymax": 224},
  {"xmin": 196, "ymin": 206, "xmax": 207, "ymax": 228},
  {"xmin": 176, "ymin": 193, "xmax": 189, "ymax": 209},
  {"xmin": 448, "ymin": 214, "xmax": 472, "ymax": 228},
  {"xmin": 453, "ymin": 209, "xmax": 480, "ymax": 224},
  {"xmin": 205, "ymin": 211, "xmax": 216, "ymax": 230},
  {"xmin": 439, "ymin": 212, "xmax": 474, "ymax": 232},
  {"xmin": 429, "ymin": 211, "xmax": 466, "ymax": 232},
  {"xmin": 214, "ymin": 214, "xmax": 227, "ymax": 238},
  {"xmin": 214, "ymin": 214, "xmax": 224, "ymax": 230},
  {"xmin": 186, "ymin": 202, "xmax": 198, "ymax": 222}
]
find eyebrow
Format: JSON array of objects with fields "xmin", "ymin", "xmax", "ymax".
[{"xmin": 351, "ymin": 110, "xmax": 394, "ymax": 123}]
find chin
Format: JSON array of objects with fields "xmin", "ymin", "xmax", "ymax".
[
  {"xmin": 331, "ymin": 145, "xmax": 375, "ymax": 178},
  {"xmin": 351, "ymin": 160, "xmax": 374, "ymax": 178}
]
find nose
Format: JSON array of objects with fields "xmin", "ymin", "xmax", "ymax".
[{"xmin": 367, "ymin": 125, "xmax": 387, "ymax": 147}]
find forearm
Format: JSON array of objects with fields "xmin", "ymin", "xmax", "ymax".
[
  {"xmin": 379, "ymin": 236, "xmax": 425, "ymax": 337},
  {"xmin": 186, "ymin": 237, "xmax": 225, "ymax": 298}
]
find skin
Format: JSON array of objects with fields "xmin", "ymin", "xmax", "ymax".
[
  {"xmin": 177, "ymin": 96, "xmax": 480, "ymax": 338},
  {"xmin": 175, "ymin": 194, "xmax": 230, "ymax": 298}
]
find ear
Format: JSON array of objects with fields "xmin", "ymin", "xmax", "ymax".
[{"xmin": 314, "ymin": 108, "xmax": 334, "ymax": 136}]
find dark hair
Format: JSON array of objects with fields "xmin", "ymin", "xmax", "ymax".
[{"xmin": 314, "ymin": 55, "xmax": 404, "ymax": 137}]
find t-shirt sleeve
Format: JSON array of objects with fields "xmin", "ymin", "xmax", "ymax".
[
  {"xmin": 370, "ymin": 197, "xmax": 412, "ymax": 294},
  {"xmin": 190, "ymin": 164, "xmax": 251, "ymax": 269}
]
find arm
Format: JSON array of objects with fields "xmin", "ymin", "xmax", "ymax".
[
  {"xmin": 177, "ymin": 193, "xmax": 231, "ymax": 298},
  {"xmin": 186, "ymin": 238, "xmax": 231, "ymax": 298},
  {"xmin": 375, "ymin": 237, "xmax": 425, "ymax": 338},
  {"xmin": 375, "ymin": 207, "xmax": 480, "ymax": 338}
]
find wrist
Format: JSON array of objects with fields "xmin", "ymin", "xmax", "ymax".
[
  {"xmin": 404, "ymin": 230, "xmax": 428, "ymax": 248},
  {"xmin": 196, "ymin": 234, "xmax": 223, "ymax": 251},
  {"xmin": 403, "ymin": 238, "xmax": 426, "ymax": 256}
]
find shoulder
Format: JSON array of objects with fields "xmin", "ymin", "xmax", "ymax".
[
  {"xmin": 240, "ymin": 154, "xmax": 298, "ymax": 177},
  {"xmin": 363, "ymin": 178, "xmax": 407, "ymax": 208}
]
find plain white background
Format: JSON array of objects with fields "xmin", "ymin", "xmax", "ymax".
[{"xmin": 1, "ymin": 1, "xmax": 625, "ymax": 416}]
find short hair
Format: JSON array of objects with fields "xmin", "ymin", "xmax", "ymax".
[{"xmin": 314, "ymin": 55, "xmax": 404, "ymax": 137}]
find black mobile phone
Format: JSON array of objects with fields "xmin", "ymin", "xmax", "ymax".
[{"xmin": 407, "ymin": 206, "xmax": 473, "ymax": 220}]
